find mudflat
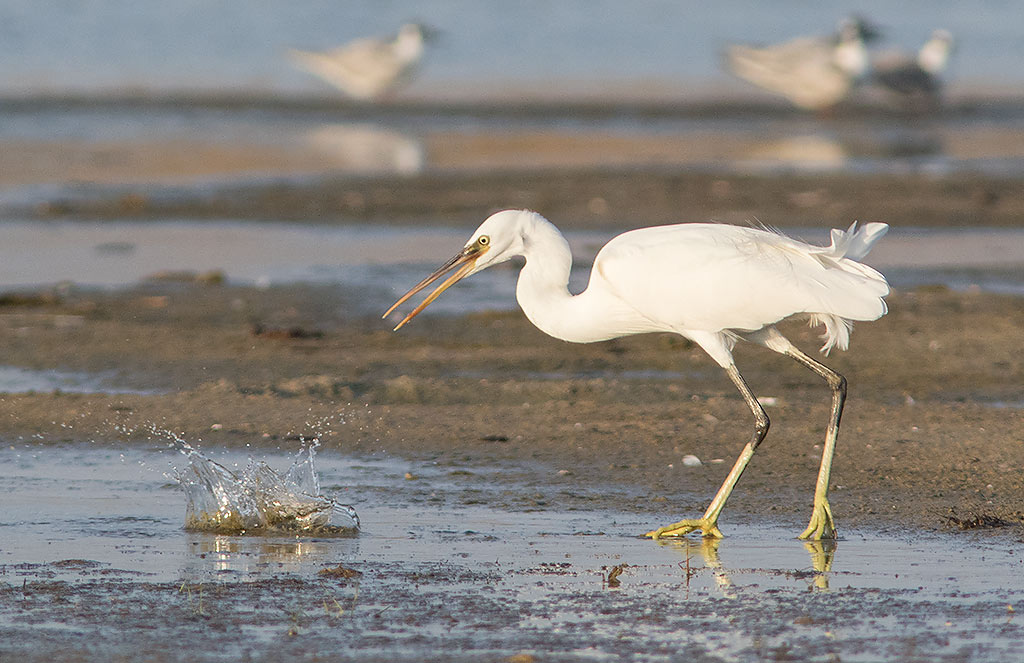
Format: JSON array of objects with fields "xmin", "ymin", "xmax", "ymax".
[
  {"xmin": 3, "ymin": 109, "xmax": 1024, "ymax": 661},
  {"xmin": 1, "ymin": 278, "xmax": 1020, "ymax": 537}
]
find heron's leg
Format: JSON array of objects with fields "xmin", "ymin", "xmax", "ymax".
[
  {"xmin": 783, "ymin": 346, "xmax": 845, "ymax": 540},
  {"xmin": 646, "ymin": 364, "xmax": 769, "ymax": 539}
]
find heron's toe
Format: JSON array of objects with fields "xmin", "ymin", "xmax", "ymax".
[
  {"xmin": 798, "ymin": 499, "xmax": 837, "ymax": 540},
  {"xmin": 645, "ymin": 518, "xmax": 723, "ymax": 539}
]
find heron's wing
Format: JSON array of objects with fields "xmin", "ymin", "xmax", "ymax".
[{"xmin": 591, "ymin": 224, "xmax": 887, "ymax": 335}]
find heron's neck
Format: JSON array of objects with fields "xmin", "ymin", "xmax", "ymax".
[{"xmin": 514, "ymin": 220, "xmax": 615, "ymax": 344}]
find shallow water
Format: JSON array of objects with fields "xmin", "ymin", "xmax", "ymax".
[
  {"xmin": 0, "ymin": 365, "xmax": 152, "ymax": 395},
  {"xmin": 1, "ymin": 443, "xmax": 1022, "ymax": 661},
  {"xmin": 3, "ymin": 3, "xmax": 1024, "ymax": 194},
  {"xmin": 1, "ymin": 221, "xmax": 1022, "ymax": 309}
]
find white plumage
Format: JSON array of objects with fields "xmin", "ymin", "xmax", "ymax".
[
  {"xmin": 582, "ymin": 221, "xmax": 887, "ymax": 351},
  {"xmin": 726, "ymin": 18, "xmax": 873, "ymax": 110},
  {"xmin": 288, "ymin": 23, "xmax": 428, "ymax": 101},
  {"xmin": 385, "ymin": 210, "xmax": 890, "ymax": 540}
]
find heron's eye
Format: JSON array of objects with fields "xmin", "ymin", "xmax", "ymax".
[{"xmin": 477, "ymin": 235, "xmax": 490, "ymax": 247}]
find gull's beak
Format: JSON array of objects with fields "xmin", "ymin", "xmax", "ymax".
[{"xmin": 383, "ymin": 243, "xmax": 486, "ymax": 330}]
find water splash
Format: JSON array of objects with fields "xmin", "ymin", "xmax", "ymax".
[{"xmin": 173, "ymin": 437, "xmax": 359, "ymax": 535}]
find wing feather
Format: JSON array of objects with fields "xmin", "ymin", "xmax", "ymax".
[{"xmin": 591, "ymin": 223, "xmax": 888, "ymax": 335}]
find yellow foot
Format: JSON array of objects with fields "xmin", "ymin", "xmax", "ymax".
[
  {"xmin": 798, "ymin": 497, "xmax": 837, "ymax": 540},
  {"xmin": 645, "ymin": 518, "xmax": 724, "ymax": 540}
]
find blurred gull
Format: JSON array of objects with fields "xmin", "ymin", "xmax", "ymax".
[
  {"xmin": 872, "ymin": 30, "xmax": 955, "ymax": 109},
  {"xmin": 288, "ymin": 23, "xmax": 431, "ymax": 101},
  {"xmin": 726, "ymin": 17, "xmax": 878, "ymax": 111}
]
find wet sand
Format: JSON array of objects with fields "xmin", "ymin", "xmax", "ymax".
[
  {"xmin": 1, "ymin": 281, "xmax": 1021, "ymax": 537},
  {"xmin": 2, "ymin": 278, "xmax": 1023, "ymax": 661},
  {"xmin": 1, "ymin": 118, "xmax": 1023, "ymax": 534}
]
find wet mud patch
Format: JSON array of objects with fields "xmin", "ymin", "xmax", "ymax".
[{"xmin": 0, "ymin": 280, "xmax": 1022, "ymax": 660}]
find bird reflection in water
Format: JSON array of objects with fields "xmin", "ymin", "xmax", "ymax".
[
  {"xmin": 306, "ymin": 124, "xmax": 424, "ymax": 176},
  {"xmin": 804, "ymin": 540, "xmax": 837, "ymax": 590},
  {"xmin": 657, "ymin": 537, "xmax": 838, "ymax": 594}
]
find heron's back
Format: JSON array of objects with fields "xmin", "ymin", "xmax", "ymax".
[{"xmin": 591, "ymin": 223, "xmax": 889, "ymax": 350}]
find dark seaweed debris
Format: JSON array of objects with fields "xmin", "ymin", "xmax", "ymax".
[{"xmin": 944, "ymin": 509, "xmax": 1023, "ymax": 530}]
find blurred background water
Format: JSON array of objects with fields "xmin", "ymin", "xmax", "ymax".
[
  {"xmin": 0, "ymin": 0, "xmax": 1020, "ymax": 98},
  {"xmin": 1, "ymin": 2, "xmax": 1023, "ymax": 297}
]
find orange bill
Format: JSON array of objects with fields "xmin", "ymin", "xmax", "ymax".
[{"xmin": 383, "ymin": 244, "xmax": 483, "ymax": 330}]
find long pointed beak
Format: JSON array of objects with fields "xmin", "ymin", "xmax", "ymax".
[{"xmin": 383, "ymin": 245, "xmax": 484, "ymax": 330}]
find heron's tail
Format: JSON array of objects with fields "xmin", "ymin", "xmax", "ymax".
[
  {"xmin": 826, "ymin": 221, "xmax": 888, "ymax": 261},
  {"xmin": 808, "ymin": 221, "xmax": 890, "ymax": 354}
]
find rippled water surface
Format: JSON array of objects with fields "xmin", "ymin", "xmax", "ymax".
[{"xmin": 2, "ymin": 443, "xmax": 1023, "ymax": 661}]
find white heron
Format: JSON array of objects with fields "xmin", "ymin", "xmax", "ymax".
[
  {"xmin": 726, "ymin": 17, "xmax": 877, "ymax": 110},
  {"xmin": 288, "ymin": 23, "xmax": 431, "ymax": 101},
  {"xmin": 384, "ymin": 211, "xmax": 889, "ymax": 539}
]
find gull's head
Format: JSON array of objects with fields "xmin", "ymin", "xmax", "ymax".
[
  {"xmin": 398, "ymin": 23, "xmax": 440, "ymax": 49},
  {"xmin": 382, "ymin": 210, "xmax": 535, "ymax": 330},
  {"xmin": 918, "ymin": 29, "xmax": 955, "ymax": 74},
  {"xmin": 398, "ymin": 23, "xmax": 425, "ymax": 43},
  {"xmin": 394, "ymin": 23, "xmax": 437, "ymax": 60},
  {"xmin": 836, "ymin": 15, "xmax": 882, "ymax": 44},
  {"xmin": 833, "ymin": 21, "xmax": 870, "ymax": 77}
]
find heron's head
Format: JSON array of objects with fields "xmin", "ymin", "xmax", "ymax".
[{"xmin": 382, "ymin": 209, "xmax": 535, "ymax": 330}]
